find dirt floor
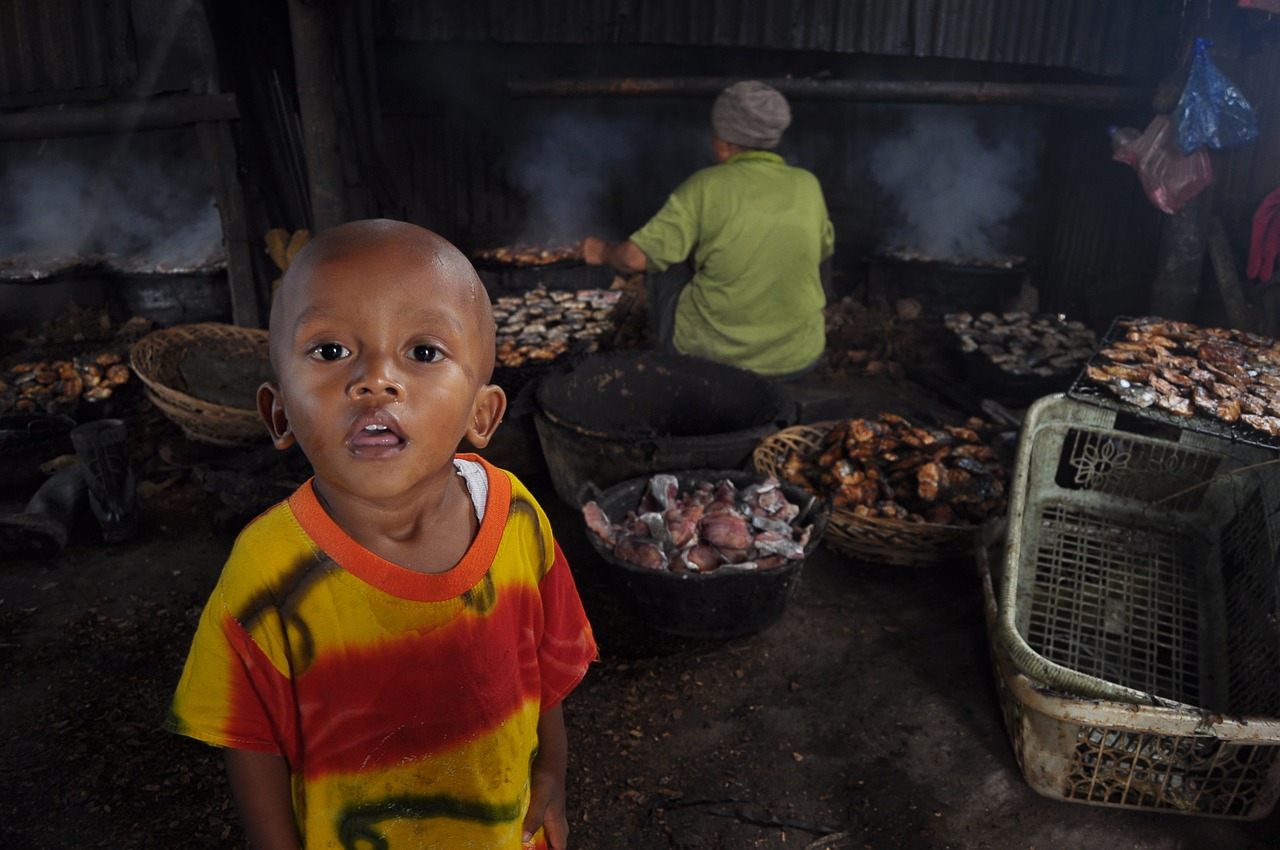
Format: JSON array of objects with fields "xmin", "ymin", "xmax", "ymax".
[{"xmin": 3, "ymin": 369, "xmax": 1280, "ymax": 850}]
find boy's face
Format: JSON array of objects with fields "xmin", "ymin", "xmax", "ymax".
[{"xmin": 259, "ymin": 222, "xmax": 505, "ymax": 506}]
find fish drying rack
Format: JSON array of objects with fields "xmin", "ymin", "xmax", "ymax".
[
  {"xmin": 1068, "ymin": 315, "xmax": 1280, "ymax": 451},
  {"xmin": 984, "ymin": 394, "xmax": 1280, "ymax": 819}
]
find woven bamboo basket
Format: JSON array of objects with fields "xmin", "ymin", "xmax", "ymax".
[
  {"xmin": 752, "ymin": 421, "xmax": 979, "ymax": 567},
  {"xmin": 129, "ymin": 323, "xmax": 271, "ymax": 446}
]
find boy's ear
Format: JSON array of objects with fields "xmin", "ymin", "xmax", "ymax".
[
  {"xmin": 464, "ymin": 383, "xmax": 507, "ymax": 449},
  {"xmin": 257, "ymin": 382, "xmax": 297, "ymax": 450}
]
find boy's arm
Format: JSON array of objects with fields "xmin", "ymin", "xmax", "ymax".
[
  {"xmin": 224, "ymin": 748, "xmax": 302, "ymax": 850},
  {"xmin": 522, "ymin": 703, "xmax": 570, "ymax": 849}
]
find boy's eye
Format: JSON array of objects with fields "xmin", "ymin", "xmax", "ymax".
[
  {"xmin": 311, "ymin": 342, "xmax": 349, "ymax": 361},
  {"xmin": 411, "ymin": 345, "xmax": 441, "ymax": 363}
]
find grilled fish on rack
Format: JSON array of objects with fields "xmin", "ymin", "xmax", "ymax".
[
  {"xmin": 945, "ymin": 311, "xmax": 1097, "ymax": 377},
  {"xmin": 475, "ymin": 243, "xmax": 582, "ymax": 266},
  {"xmin": 492, "ymin": 287, "xmax": 625, "ymax": 367},
  {"xmin": 1083, "ymin": 316, "xmax": 1280, "ymax": 439}
]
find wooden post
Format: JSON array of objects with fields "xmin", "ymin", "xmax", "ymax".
[
  {"xmin": 1149, "ymin": 192, "xmax": 1210, "ymax": 321},
  {"xmin": 1265, "ymin": 288, "xmax": 1280, "ymax": 338},
  {"xmin": 287, "ymin": 0, "xmax": 346, "ymax": 232},
  {"xmin": 196, "ymin": 121, "xmax": 262, "ymax": 328}
]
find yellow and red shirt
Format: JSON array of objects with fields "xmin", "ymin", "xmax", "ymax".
[{"xmin": 166, "ymin": 455, "xmax": 597, "ymax": 849}]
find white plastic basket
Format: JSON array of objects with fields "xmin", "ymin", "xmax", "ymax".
[{"xmin": 985, "ymin": 394, "xmax": 1280, "ymax": 819}]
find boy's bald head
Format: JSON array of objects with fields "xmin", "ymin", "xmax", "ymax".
[{"xmin": 269, "ymin": 219, "xmax": 497, "ymax": 381}]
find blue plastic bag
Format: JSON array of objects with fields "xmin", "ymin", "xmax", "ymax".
[{"xmin": 1175, "ymin": 37, "xmax": 1259, "ymax": 155}]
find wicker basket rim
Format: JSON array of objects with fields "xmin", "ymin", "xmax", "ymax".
[{"xmin": 130, "ymin": 322, "xmax": 269, "ymax": 416}]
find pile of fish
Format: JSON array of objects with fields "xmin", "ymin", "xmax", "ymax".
[
  {"xmin": 777, "ymin": 414, "xmax": 1007, "ymax": 525},
  {"xmin": 946, "ymin": 311, "xmax": 1097, "ymax": 378},
  {"xmin": 1, "ymin": 352, "xmax": 132, "ymax": 416},
  {"xmin": 1083, "ymin": 316, "xmax": 1280, "ymax": 437},
  {"xmin": 583, "ymin": 474, "xmax": 815, "ymax": 573},
  {"xmin": 493, "ymin": 287, "xmax": 625, "ymax": 368}
]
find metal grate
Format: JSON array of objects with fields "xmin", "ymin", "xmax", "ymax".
[
  {"xmin": 1221, "ymin": 496, "xmax": 1280, "ymax": 716},
  {"xmin": 1028, "ymin": 504, "xmax": 1202, "ymax": 705}
]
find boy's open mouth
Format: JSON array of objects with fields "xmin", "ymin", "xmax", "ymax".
[{"xmin": 348, "ymin": 412, "xmax": 406, "ymax": 451}]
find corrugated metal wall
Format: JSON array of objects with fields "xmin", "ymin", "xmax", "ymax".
[
  {"xmin": 371, "ymin": 1, "xmax": 1280, "ymax": 326},
  {"xmin": 1214, "ymin": 21, "xmax": 1280, "ymax": 245},
  {"xmin": 0, "ymin": 0, "xmax": 137, "ymax": 107},
  {"xmin": 375, "ymin": 0, "xmax": 1179, "ymax": 82}
]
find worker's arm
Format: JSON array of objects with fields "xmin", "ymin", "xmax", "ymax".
[
  {"xmin": 522, "ymin": 702, "xmax": 570, "ymax": 850},
  {"xmin": 580, "ymin": 237, "xmax": 648, "ymax": 275},
  {"xmin": 224, "ymin": 748, "xmax": 301, "ymax": 850}
]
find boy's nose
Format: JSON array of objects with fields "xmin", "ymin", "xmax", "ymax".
[{"xmin": 349, "ymin": 357, "xmax": 403, "ymax": 399}]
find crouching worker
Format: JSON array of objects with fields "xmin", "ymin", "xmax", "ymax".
[
  {"xmin": 166, "ymin": 219, "xmax": 598, "ymax": 850},
  {"xmin": 581, "ymin": 79, "xmax": 835, "ymax": 381}
]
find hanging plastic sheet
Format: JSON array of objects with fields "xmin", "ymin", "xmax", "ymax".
[
  {"xmin": 1175, "ymin": 37, "xmax": 1259, "ymax": 155},
  {"xmin": 1113, "ymin": 114, "xmax": 1214, "ymax": 215}
]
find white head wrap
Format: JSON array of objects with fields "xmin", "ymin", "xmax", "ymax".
[{"xmin": 711, "ymin": 81, "xmax": 791, "ymax": 149}]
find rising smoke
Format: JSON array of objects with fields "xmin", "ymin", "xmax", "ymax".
[
  {"xmin": 0, "ymin": 128, "xmax": 224, "ymax": 272},
  {"xmin": 504, "ymin": 107, "xmax": 708, "ymax": 245},
  {"xmin": 868, "ymin": 105, "xmax": 1044, "ymax": 262}
]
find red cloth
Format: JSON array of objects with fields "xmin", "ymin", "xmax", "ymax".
[
  {"xmin": 1240, "ymin": 0, "xmax": 1280, "ymax": 12},
  {"xmin": 1248, "ymin": 187, "xmax": 1280, "ymax": 282}
]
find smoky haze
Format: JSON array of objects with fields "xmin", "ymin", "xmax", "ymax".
[
  {"xmin": 868, "ymin": 105, "xmax": 1043, "ymax": 262},
  {"xmin": 503, "ymin": 107, "xmax": 709, "ymax": 246},
  {"xmin": 0, "ymin": 129, "xmax": 224, "ymax": 273},
  {"xmin": 506, "ymin": 112, "xmax": 638, "ymax": 245}
]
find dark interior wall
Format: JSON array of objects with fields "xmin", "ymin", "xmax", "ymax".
[
  {"xmin": 375, "ymin": 40, "xmax": 1157, "ymax": 322},
  {"xmin": 16, "ymin": 0, "xmax": 1275, "ymax": 336},
  {"xmin": 0, "ymin": 0, "xmax": 241, "ymax": 336}
]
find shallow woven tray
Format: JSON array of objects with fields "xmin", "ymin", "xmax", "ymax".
[
  {"xmin": 752, "ymin": 421, "xmax": 978, "ymax": 567},
  {"xmin": 130, "ymin": 322, "xmax": 271, "ymax": 446}
]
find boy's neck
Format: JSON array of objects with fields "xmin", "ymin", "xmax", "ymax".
[{"xmin": 312, "ymin": 471, "xmax": 478, "ymax": 574}]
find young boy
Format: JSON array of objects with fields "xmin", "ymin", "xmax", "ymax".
[{"xmin": 166, "ymin": 219, "xmax": 597, "ymax": 850}]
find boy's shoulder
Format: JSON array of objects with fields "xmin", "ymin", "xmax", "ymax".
[
  {"xmin": 217, "ymin": 491, "xmax": 318, "ymax": 592},
  {"xmin": 232, "ymin": 489, "xmax": 309, "ymax": 549}
]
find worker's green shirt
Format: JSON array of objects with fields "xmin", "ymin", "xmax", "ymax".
[{"xmin": 629, "ymin": 151, "xmax": 835, "ymax": 376}]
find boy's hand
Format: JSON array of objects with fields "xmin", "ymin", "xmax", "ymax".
[
  {"xmin": 523, "ymin": 703, "xmax": 570, "ymax": 849},
  {"xmin": 521, "ymin": 764, "xmax": 569, "ymax": 849}
]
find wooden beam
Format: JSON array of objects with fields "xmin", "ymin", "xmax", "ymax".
[
  {"xmin": 506, "ymin": 77, "xmax": 1151, "ymax": 109},
  {"xmin": 0, "ymin": 94, "xmax": 238, "ymax": 141}
]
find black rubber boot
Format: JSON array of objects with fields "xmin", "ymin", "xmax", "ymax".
[
  {"xmin": 70, "ymin": 419, "xmax": 139, "ymax": 543},
  {"xmin": 0, "ymin": 464, "xmax": 87, "ymax": 559}
]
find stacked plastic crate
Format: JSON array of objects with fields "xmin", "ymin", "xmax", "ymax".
[{"xmin": 980, "ymin": 394, "xmax": 1280, "ymax": 819}]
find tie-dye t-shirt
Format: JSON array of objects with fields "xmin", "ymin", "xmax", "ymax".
[{"xmin": 166, "ymin": 455, "xmax": 597, "ymax": 849}]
